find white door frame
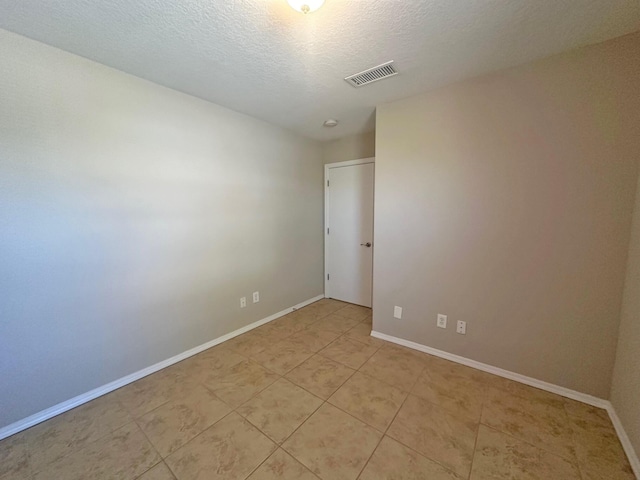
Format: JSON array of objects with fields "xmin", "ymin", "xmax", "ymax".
[{"xmin": 324, "ymin": 157, "xmax": 375, "ymax": 299}]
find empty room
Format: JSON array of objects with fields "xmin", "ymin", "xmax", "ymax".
[{"xmin": 1, "ymin": 1, "xmax": 640, "ymax": 479}]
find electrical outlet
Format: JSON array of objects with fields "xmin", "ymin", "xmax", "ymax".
[
  {"xmin": 240, "ymin": 297, "xmax": 247, "ymax": 308},
  {"xmin": 437, "ymin": 314, "xmax": 447, "ymax": 329},
  {"xmin": 393, "ymin": 306, "xmax": 403, "ymax": 319},
  {"xmin": 456, "ymin": 320, "xmax": 467, "ymax": 335},
  {"xmin": 253, "ymin": 291, "xmax": 260, "ymax": 303}
]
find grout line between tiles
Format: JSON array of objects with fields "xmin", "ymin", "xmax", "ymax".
[
  {"xmin": 464, "ymin": 369, "xmax": 491, "ymax": 480},
  {"xmin": 479, "ymin": 423, "xmax": 581, "ymax": 468},
  {"xmin": 132, "ymin": 458, "xmax": 167, "ymax": 480},
  {"xmin": 252, "ymin": 308, "xmax": 596, "ymax": 477},
  {"xmin": 368, "ymin": 358, "xmax": 471, "ymax": 480},
  {"xmin": 25, "ymin": 401, "xmax": 142, "ymax": 479},
  {"xmin": 6, "ymin": 310, "xmax": 388, "ymax": 479},
  {"xmin": 354, "ymin": 390, "xmax": 410, "ymax": 479},
  {"xmin": 161, "ymin": 409, "xmax": 238, "ymax": 461},
  {"xmin": 15, "ymin": 302, "xmax": 611, "ymax": 480},
  {"xmin": 131, "ymin": 416, "xmax": 163, "ymax": 463},
  {"xmin": 0, "ymin": 301, "xmax": 350, "ymax": 480},
  {"xmin": 155, "ymin": 304, "xmax": 626, "ymax": 479},
  {"xmin": 466, "ymin": 417, "xmax": 481, "ymax": 480},
  {"xmin": 560, "ymin": 399, "xmax": 588, "ymax": 480},
  {"xmin": 238, "ymin": 443, "xmax": 278, "ymax": 480},
  {"xmin": 381, "ymin": 432, "xmax": 464, "ymax": 480},
  {"xmin": 477, "ymin": 388, "xmax": 578, "ymax": 464}
]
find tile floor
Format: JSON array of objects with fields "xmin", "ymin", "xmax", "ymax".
[{"xmin": 0, "ymin": 298, "xmax": 635, "ymax": 480}]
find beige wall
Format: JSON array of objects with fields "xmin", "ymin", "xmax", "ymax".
[
  {"xmin": 0, "ymin": 29, "xmax": 324, "ymax": 429},
  {"xmin": 373, "ymin": 32, "xmax": 640, "ymax": 398},
  {"xmin": 611, "ymin": 171, "xmax": 640, "ymax": 458},
  {"xmin": 323, "ymin": 131, "xmax": 375, "ymax": 164}
]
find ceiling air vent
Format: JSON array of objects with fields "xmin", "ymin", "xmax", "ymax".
[{"xmin": 345, "ymin": 61, "xmax": 398, "ymax": 87}]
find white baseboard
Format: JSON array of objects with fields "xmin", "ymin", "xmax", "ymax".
[
  {"xmin": 371, "ymin": 330, "xmax": 608, "ymax": 407},
  {"xmin": 371, "ymin": 330, "xmax": 640, "ymax": 478},
  {"xmin": 0, "ymin": 294, "xmax": 324, "ymax": 441},
  {"xmin": 605, "ymin": 404, "xmax": 640, "ymax": 478}
]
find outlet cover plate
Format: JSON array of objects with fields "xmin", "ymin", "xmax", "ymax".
[
  {"xmin": 437, "ymin": 314, "xmax": 447, "ymax": 329},
  {"xmin": 393, "ymin": 306, "xmax": 403, "ymax": 319},
  {"xmin": 456, "ymin": 320, "xmax": 467, "ymax": 335}
]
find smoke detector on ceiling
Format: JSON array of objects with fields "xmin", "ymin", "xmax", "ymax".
[
  {"xmin": 323, "ymin": 119, "xmax": 339, "ymax": 128},
  {"xmin": 345, "ymin": 61, "xmax": 398, "ymax": 88}
]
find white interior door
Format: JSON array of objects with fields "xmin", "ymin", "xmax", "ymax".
[{"xmin": 326, "ymin": 161, "xmax": 375, "ymax": 307}]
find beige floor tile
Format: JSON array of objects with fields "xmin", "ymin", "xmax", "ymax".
[
  {"xmin": 158, "ymin": 366, "xmax": 210, "ymax": 399},
  {"xmin": 137, "ymin": 461, "xmax": 176, "ymax": 480},
  {"xmin": 564, "ymin": 401, "xmax": 634, "ymax": 479},
  {"xmin": 113, "ymin": 372, "xmax": 180, "ymax": 419},
  {"xmin": 0, "ymin": 469, "xmax": 31, "ymax": 480},
  {"xmin": 7, "ymin": 301, "xmax": 632, "ymax": 480},
  {"xmin": 311, "ymin": 314, "xmax": 362, "ymax": 334},
  {"xmin": 222, "ymin": 330, "xmax": 276, "ymax": 357},
  {"xmin": 319, "ymin": 336, "xmax": 379, "ymax": 369},
  {"xmin": 287, "ymin": 328, "xmax": 341, "ymax": 352},
  {"xmin": 251, "ymin": 339, "xmax": 314, "ymax": 375},
  {"xmin": 32, "ymin": 422, "xmax": 160, "ymax": 480},
  {"xmin": 411, "ymin": 368, "xmax": 485, "ymax": 422},
  {"xmin": 286, "ymin": 355, "xmax": 355, "ymax": 399},
  {"xmin": 137, "ymin": 385, "xmax": 231, "ymax": 457},
  {"xmin": 563, "ymin": 397, "xmax": 613, "ymax": 431},
  {"xmin": 360, "ymin": 436, "xmax": 462, "ymax": 480},
  {"xmin": 343, "ymin": 322, "xmax": 385, "ymax": 348},
  {"xmin": 237, "ymin": 378, "xmax": 323, "ymax": 444},
  {"xmin": 334, "ymin": 304, "xmax": 372, "ymax": 321},
  {"xmin": 203, "ymin": 359, "xmax": 279, "ymax": 408},
  {"xmin": 285, "ymin": 308, "xmax": 328, "ymax": 327},
  {"xmin": 0, "ymin": 468, "xmax": 32, "ymax": 480},
  {"xmin": 195, "ymin": 354, "xmax": 251, "ymax": 388},
  {"xmin": 314, "ymin": 298, "xmax": 349, "ymax": 309},
  {"xmin": 470, "ymin": 425, "xmax": 581, "ymax": 480},
  {"xmin": 246, "ymin": 448, "xmax": 319, "ymax": 480},
  {"xmin": 487, "ymin": 375, "xmax": 566, "ymax": 409},
  {"xmin": 264, "ymin": 316, "xmax": 307, "ymax": 336},
  {"xmin": 382, "ymin": 342, "xmax": 431, "ymax": 361},
  {"xmin": 165, "ymin": 412, "xmax": 276, "ymax": 480},
  {"xmin": 359, "ymin": 346, "xmax": 427, "ymax": 391},
  {"xmin": 282, "ymin": 403, "xmax": 382, "ymax": 480},
  {"xmin": 328, "ymin": 372, "xmax": 406, "ymax": 432},
  {"xmin": 481, "ymin": 387, "xmax": 576, "ymax": 461},
  {"xmin": 0, "ymin": 432, "xmax": 30, "ymax": 479},
  {"xmin": 570, "ymin": 415, "xmax": 636, "ymax": 480},
  {"xmin": 156, "ymin": 358, "xmax": 198, "ymax": 381},
  {"xmin": 252, "ymin": 321, "xmax": 296, "ymax": 341},
  {"xmin": 23, "ymin": 392, "xmax": 131, "ymax": 472},
  {"xmin": 308, "ymin": 299, "xmax": 349, "ymax": 317},
  {"xmin": 287, "ymin": 302, "xmax": 344, "ymax": 326},
  {"xmin": 249, "ymin": 323, "xmax": 279, "ymax": 337},
  {"xmin": 426, "ymin": 356, "xmax": 492, "ymax": 384},
  {"xmin": 387, "ymin": 395, "xmax": 477, "ymax": 478},
  {"xmin": 185, "ymin": 347, "xmax": 247, "ymax": 383}
]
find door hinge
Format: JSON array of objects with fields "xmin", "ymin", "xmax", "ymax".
[
  {"xmin": 327, "ymin": 180, "xmax": 330, "ymax": 187},
  {"xmin": 327, "ymin": 227, "xmax": 330, "ymax": 235},
  {"xmin": 327, "ymin": 274, "xmax": 330, "ymax": 281}
]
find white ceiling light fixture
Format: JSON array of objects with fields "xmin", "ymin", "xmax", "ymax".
[
  {"xmin": 287, "ymin": 0, "xmax": 325, "ymax": 14},
  {"xmin": 323, "ymin": 119, "xmax": 338, "ymax": 128}
]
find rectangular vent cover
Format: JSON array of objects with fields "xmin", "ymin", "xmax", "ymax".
[{"xmin": 345, "ymin": 61, "xmax": 398, "ymax": 87}]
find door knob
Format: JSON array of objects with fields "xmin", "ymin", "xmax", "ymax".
[{"xmin": 360, "ymin": 242, "xmax": 372, "ymax": 247}]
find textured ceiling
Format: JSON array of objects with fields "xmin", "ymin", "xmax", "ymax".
[{"xmin": 0, "ymin": 0, "xmax": 639, "ymax": 141}]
